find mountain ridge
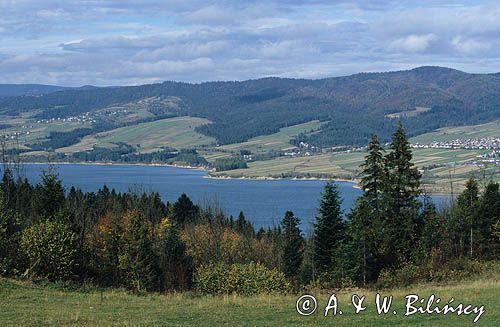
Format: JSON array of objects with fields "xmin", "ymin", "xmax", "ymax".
[{"xmin": 1, "ymin": 66, "xmax": 499, "ymax": 147}]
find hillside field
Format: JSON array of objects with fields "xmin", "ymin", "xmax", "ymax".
[
  {"xmin": 410, "ymin": 120, "xmax": 500, "ymax": 144},
  {"xmin": 57, "ymin": 116, "xmax": 215, "ymax": 153},
  {"xmin": 0, "ymin": 277, "xmax": 497, "ymax": 326},
  {"xmin": 211, "ymin": 147, "xmax": 499, "ymax": 193}
]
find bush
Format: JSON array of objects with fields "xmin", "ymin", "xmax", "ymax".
[
  {"xmin": 195, "ymin": 262, "xmax": 289, "ymax": 295},
  {"xmin": 376, "ymin": 259, "xmax": 498, "ymax": 288},
  {"xmin": 20, "ymin": 220, "xmax": 77, "ymax": 281}
]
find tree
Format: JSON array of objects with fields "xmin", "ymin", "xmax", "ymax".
[
  {"xmin": 281, "ymin": 211, "xmax": 304, "ymax": 280},
  {"xmin": 381, "ymin": 123, "xmax": 421, "ymax": 265},
  {"xmin": 348, "ymin": 197, "xmax": 382, "ymax": 285},
  {"xmin": 349, "ymin": 133, "xmax": 386, "ymax": 283},
  {"xmin": 0, "ymin": 191, "xmax": 23, "ymax": 276},
  {"xmin": 32, "ymin": 169, "xmax": 65, "ymax": 221},
  {"xmin": 455, "ymin": 178, "xmax": 480, "ymax": 257},
  {"xmin": 158, "ymin": 218, "xmax": 192, "ymax": 291},
  {"xmin": 20, "ymin": 220, "xmax": 77, "ymax": 281},
  {"xmin": 313, "ymin": 182, "xmax": 345, "ymax": 277},
  {"xmin": 360, "ymin": 134, "xmax": 386, "ymax": 212},
  {"xmin": 476, "ymin": 181, "xmax": 500, "ymax": 257},
  {"xmin": 419, "ymin": 198, "xmax": 442, "ymax": 255},
  {"xmin": 119, "ymin": 210, "xmax": 159, "ymax": 292},
  {"xmin": 171, "ymin": 193, "xmax": 199, "ymax": 226}
]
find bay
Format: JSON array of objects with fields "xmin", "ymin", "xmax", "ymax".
[{"xmin": 8, "ymin": 163, "xmax": 450, "ymax": 232}]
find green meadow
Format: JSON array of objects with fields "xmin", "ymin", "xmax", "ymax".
[
  {"xmin": 57, "ymin": 116, "xmax": 215, "ymax": 153},
  {"xmin": 0, "ymin": 277, "xmax": 498, "ymax": 326}
]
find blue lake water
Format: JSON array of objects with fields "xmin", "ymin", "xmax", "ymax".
[{"xmin": 8, "ymin": 164, "xmax": 450, "ymax": 232}]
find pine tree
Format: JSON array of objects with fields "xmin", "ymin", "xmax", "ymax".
[
  {"xmin": 313, "ymin": 182, "xmax": 345, "ymax": 276},
  {"xmin": 281, "ymin": 211, "xmax": 304, "ymax": 280}
]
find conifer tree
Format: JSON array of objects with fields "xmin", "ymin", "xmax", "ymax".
[
  {"xmin": 348, "ymin": 197, "xmax": 382, "ymax": 284},
  {"xmin": 419, "ymin": 198, "xmax": 441, "ymax": 255},
  {"xmin": 455, "ymin": 178, "xmax": 480, "ymax": 257},
  {"xmin": 33, "ymin": 169, "xmax": 65, "ymax": 221},
  {"xmin": 347, "ymin": 133, "xmax": 387, "ymax": 283},
  {"xmin": 381, "ymin": 123, "xmax": 421, "ymax": 265},
  {"xmin": 158, "ymin": 218, "xmax": 192, "ymax": 291},
  {"xmin": 360, "ymin": 134, "xmax": 386, "ymax": 212},
  {"xmin": 119, "ymin": 210, "xmax": 159, "ymax": 292},
  {"xmin": 477, "ymin": 181, "xmax": 500, "ymax": 257},
  {"xmin": 313, "ymin": 182, "xmax": 345, "ymax": 276},
  {"xmin": 0, "ymin": 191, "xmax": 23, "ymax": 276},
  {"xmin": 171, "ymin": 193, "xmax": 199, "ymax": 226},
  {"xmin": 281, "ymin": 211, "xmax": 304, "ymax": 280}
]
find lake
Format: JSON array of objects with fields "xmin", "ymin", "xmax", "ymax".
[{"xmin": 8, "ymin": 164, "xmax": 450, "ymax": 232}]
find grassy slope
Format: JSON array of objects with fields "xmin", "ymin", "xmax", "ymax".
[
  {"xmin": 57, "ymin": 116, "xmax": 215, "ymax": 153},
  {"xmin": 212, "ymin": 147, "xmax": 498, "ymax": 193},
  {"xmin": 410, "ymin": 120, "xmax": 500, "ymax": 144},
  {"xmin": 219, "ymin": 120, "xmax": 323, "ymax": 154},
  {"xmin": 0, "ymin": 277, "xmax": 498, "ymax": 326}
]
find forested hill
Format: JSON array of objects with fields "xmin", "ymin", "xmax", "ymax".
[
  {"xmin": 1, "ymin": 66, "xmax": 500, "ymax": 146},
  {"xmin": 0, "ymin": 84, "xmax": 100, "ymax": 97}
]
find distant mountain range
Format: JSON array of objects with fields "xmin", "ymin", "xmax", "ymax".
[
  {"xmin": 0, "ymin": 84, "xmax": 100, "ymax": 97},
  {"xmin": 1, "ymin": 66, "xmax": 499, "ymax": 147}
]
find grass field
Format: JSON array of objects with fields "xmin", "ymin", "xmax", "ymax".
[
  {"xmin": 212, "ymin": 147, "xmax": 499, "ymax": 193},
  {"xmin": 410, "ymin": 120, "xmax": 500, "ymax": 144},
  {"xmin": 57, "ymin": 116, "xmax": 215, "ymax": 153},
  {"xmin": 219, "ymin": 120, "xmax": 323, "ymax": 154},
  {"xmin": 0, "ymin": 277, "xmax": 498, "ymax": 326}
]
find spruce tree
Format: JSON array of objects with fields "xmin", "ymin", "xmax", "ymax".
[
  {"xmin": 171, "ymin": 193, "xmax": 199, "ymax": 226},
  {"xmin": 477, "ymin": 181, "xmax": 500, "ymax": 257},
  {"xmin": 360, "ymin": 134, "xmax": 386, "ymax": 212},
  {"xmin": 348, "ymin": 197, "xmax": 382, "ymax": 284},
  {"xmin": 159, "ymin": 219, "xmax": 192, "ymax": 291},
  {"xmin": 281, "ymin": 211, "xmax": 304, "ymax": 280},
  {"xmin": 381, "ymin": 123, "xmax": 421, "ymax": 265},
  {"xmin": 455, "ymin": 178, "xmax": 480, "ymax": 257},
  {"xmin": 419, "ymin": 198, "xmax": 441, "ymax": 255},
  {"xmin": 33, "ymin": 169, "xmax": 65, "ymax": 221},
  {"xmin": 313, "ymin": 182, "xmax": 345, "ymax": 276}
]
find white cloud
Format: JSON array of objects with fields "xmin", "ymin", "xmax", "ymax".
[
  {"xmin": 390, "ymin": 34, "xmax": 437, "ymax": 53},
  {"xmin": 1, "ymin": 1, "xmax": 500, "ymax": 85}
]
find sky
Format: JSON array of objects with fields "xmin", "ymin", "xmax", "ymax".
[{"xmin": 1, "ymin": 0, "xmax": 499, "ymax": 86}]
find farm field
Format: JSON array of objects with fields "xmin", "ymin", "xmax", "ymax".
[
  {"xmin": 0, "ymin": 277, "xmax": 497, "ymax": 326},
  {"xmin": 57, "ymin": 116, "xmax": 215, "ymax": 153},
  {"xmin": 410, "ymin": 120, "xmax": 500, "ymax": 144},
  {"xmin": 212, "ymin": 147, "xmax": 498, "ymax": 193},
  {"xmin": 219, "ymin": 120, "xmax": 323, "ymax": 154}
]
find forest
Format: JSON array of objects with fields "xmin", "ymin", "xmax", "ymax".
[
  {"xmin": 2, "ymin": 66, "xmax": 500, "ymax": 149},
  {"xmin": 0, "ymin": 124, "xmax": 498, "ymax": 294}
]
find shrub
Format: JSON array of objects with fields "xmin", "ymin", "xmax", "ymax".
[
  {"xmin": 376, "ymin": 259, "xmax": 498, "ymax": 288},
  {"xmin": 195, "ymin": 262, "xmax": 289, "ymax": 295},
  {"xmin": 20, "ymin": 220, "xmax": 77, "ymax": 281}
]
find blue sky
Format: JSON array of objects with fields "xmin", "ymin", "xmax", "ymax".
[{"xmin": 1, "ymin": 0, "xmax": 499, "ymax": 86}]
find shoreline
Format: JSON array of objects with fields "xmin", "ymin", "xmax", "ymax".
[
  {"xmin": 16, "ymin": 160, "xmax": 360, "ymax": 185},
  {"xmin": 13, "ymin": 161, "xmax": 456, "ymax": 195}
]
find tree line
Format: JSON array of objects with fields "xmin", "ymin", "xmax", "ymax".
[{"xmin": 0, "ymin": 124, "xmax": 498, "ymax": 293}]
